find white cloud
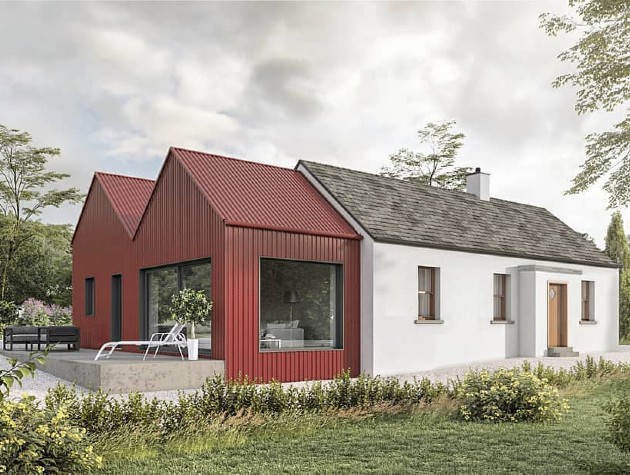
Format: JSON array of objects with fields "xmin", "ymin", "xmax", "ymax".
[{"xmin": 0, "ymin": 1, "xmax": 626, "ymax": 245}]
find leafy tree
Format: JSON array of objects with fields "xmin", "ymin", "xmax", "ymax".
[
  {"xmin": 381, "ymin": 120, "xmax": 471, "ymax": 190},
  {"xmin": 0, "ymin": 125, "xmax": 82, "ymax": 300},
  {"xmin": 604, "ymin": 211, "xmax": 630, "ymax": 340},
  {"xmin": 540, "ymin": 1, "xmax": 630, "ymax": 207},
  {"xmin": 0, "ymin": 214, "xmax": 72, "ymax": 306},
  {"xmin": 605, "ymin": 212, "xmax": 630, "ymax": 267}
]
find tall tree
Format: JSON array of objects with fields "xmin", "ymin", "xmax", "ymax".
[
  {"xmin": 540, "ymin": 1, "xmax": 630, "ymax": 207},
  {"xmin": 605, "ymin": 211, "xmax": 630, "ymax": 267},
  {"xmin": 0, "ymin": 125, "xmax": 82, "ymax": 300},
  {"xmin": 380, "ymin": 120, "xmax": 471, "ymax": 190},
  {"xmin": 0, "ymin": 215, "xmax": 72, "ymax": 306},
  {"xmin": 604, "ymin": 211, "xmax": 630, "ymax": 341}
]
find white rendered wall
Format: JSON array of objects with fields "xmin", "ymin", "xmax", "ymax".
[{"xmin": 371, "ymin": 242, "xmax": 619, "ymax": 376}]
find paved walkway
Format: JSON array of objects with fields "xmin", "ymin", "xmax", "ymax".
[
  {"xmin": 2, "ymin": 349, "xmax": 629, "ymax": 402},
  {"xmin": 393, "ymin": 350, "xmax": 630, "ymax": 384}
]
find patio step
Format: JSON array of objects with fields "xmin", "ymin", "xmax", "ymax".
[{"xmin": 548, "ymin": 346, "xmax": 579, "ymax": 357}]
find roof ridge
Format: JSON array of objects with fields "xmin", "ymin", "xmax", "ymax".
[
  {"xmin": 300, "ymin": 160, "xmax": 549, "ymax": 211},
  {"xmin": 95, "ymin": 171, "xmax": 155, "ymax": 182},
  {"xmin": 171, "ymin": 146, "xmax": 297, "ymax": 174}
]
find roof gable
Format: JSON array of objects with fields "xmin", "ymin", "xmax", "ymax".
[
  {"xmin": 94, "ymin": 172, "xmax": 155, "ymax": 237},
  {"xmin": 299, "ymin": 160, "xmax": 617, "ymax": 268},
  {"xmin": 171, "ymin": 148, "xmax": 359, "ymax": 239}
]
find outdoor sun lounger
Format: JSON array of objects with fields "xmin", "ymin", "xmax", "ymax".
[{"xmin": 94, "ymin": 323, "xmax": 187, "ymax": 361}]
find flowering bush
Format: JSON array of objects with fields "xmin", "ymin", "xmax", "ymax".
[
  {"xmin": 19, "ymin": 298, "xmax": 72, "ymax": 327},
  {"xmin": 0, "ymin": 396, "xmax": 102, "ymax": 474},
  {"xmin": 458, "ymin": 368, "xmax": 569, "ymax": 423},
  {"xmin": 606, "ymin": 396, "xmax": 630, "ymax": 452}
]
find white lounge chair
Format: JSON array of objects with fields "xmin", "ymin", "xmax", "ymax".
[{"xmin": 94, "ymin": 323, "xmax": 187, "ymax": 361}]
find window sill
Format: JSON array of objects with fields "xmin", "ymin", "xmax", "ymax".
[
  {"xmin": 414, "ymin": 319, "xmax": 444, "ymax": 325},
  {"xmin": 259, "ymin": 347, "xmax": 344, "ymax": 353},
  {"xmin": 490, "ymin": 320, "xmax": 515, "ymax": 325},
  {"xmin": 579, "ymin": 320, "xmax": 598, "ymax": 325}
]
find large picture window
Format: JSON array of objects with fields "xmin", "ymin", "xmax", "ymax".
[
  {"xmin": 259, "ymin": 258, "xmax": 343, "ymax": 351},
  {"xmin": 143, "ymin": 260, "xmax": 211, "ymax": 349}
]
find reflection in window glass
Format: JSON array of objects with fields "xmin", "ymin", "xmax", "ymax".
[
  {"xmin": 181, "ymin": 263, "xmax": 212, "ymax": 341},
  {"xmin": 145, "ymin": 261, "xmax": 211, "ymax": 348},
  {"xmin": 146, "ymin": 267, "xmax": 178, "ymax": 336},
  {"xmin": 260, "ymin": 259, "xmax": 342, "ymax": 351}
]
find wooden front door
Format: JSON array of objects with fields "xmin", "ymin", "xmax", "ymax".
[{"xmin": 548, "ymin": 283, "xmax": 567, "ymax": 347}]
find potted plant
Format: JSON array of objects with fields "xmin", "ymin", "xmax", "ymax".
[{"xmin": 169, "ymin": 289, "xmax": 213, "ymax": 361}]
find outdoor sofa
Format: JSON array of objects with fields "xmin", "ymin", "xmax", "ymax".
[{"xmin": 2, "ymin": 325, "xmax": 80, "ymax": 351}]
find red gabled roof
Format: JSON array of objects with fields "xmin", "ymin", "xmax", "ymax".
[
  {"xmin": 171, "ymin": 148, "xmax": 359, "ymax": 239},
  {"xmin": 95, "ymin": 172, "xmax": 155, "ymax": 237}
]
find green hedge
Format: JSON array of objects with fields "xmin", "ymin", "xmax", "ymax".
[
  {"xmin": 41, "ymin": 357, "xmax": 630, "ymax": 438},
  {"xmin": 44, "ymin": 372, "xmax": 450, "ymax": 436}
]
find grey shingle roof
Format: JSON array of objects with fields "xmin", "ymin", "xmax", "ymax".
[{"xmin": 299, "ymin": 161, "xmax": 618, "ymax": 268}]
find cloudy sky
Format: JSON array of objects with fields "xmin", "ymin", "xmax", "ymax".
[{"xmin": 0, "ymin": 1, "xmax": 624, "ymax": 246}]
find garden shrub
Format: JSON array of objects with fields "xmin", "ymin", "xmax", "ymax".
[
  {"xmin": 19, "ymin": 298, "xmax": 72, "ymax": 327},
  {"xmin": 0, "ymin": 395, "xmax": 102, "ymax": 474},
  {"xmin": 458, "ymin": 368, "xmax": 569, "ymax": 423},
  {"xmin": 606, "ymin": 396, "xmax": 630, "ymax": 452},
  {"xmin": 0, "ymin": 301, "xmax": 17, "ymax": 328},
  {"xmin": 45, "ymin": 385, "xmax": 169, "ymax": 434},
  {"xmin": 519, "ymin": 356, "xmax": 630, "ymax": 388}
]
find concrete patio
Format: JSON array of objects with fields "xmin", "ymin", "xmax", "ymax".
[{"xmin": 0, "ymin": 347, "xmax": 224, "ymax": 393}]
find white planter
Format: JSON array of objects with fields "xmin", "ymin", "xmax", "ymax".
[{"xmin": 187, "ymin": 339, "xmax": 199, "ymax": 361}]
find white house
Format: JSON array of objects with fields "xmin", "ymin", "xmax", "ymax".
[{"xmin": 298, "ymin": 162, "xmax": 620, "ymax": 376}]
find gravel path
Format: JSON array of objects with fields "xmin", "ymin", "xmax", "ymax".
[{"xmin": 2, "ymin": 349, "xmax": 629, "ymax": 402}]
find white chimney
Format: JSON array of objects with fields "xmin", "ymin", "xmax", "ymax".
[{"xmin": 466, "ymin": 167, "xmax": 490, "ymax": 201}]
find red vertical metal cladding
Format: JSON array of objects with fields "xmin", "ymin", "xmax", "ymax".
[
  {"xmin": 73, "ymin": 147, "xmax": 360, "ymax": 383},
  {"xmin": 73, "ymin": 153, "xmax": 226, "ymax": 352},
  {"xmin": 223, "ymin": 226, "xmax": 360, "ymax": 383}
]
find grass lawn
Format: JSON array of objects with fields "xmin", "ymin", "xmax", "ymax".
[{"xmin": 97, "ymin": 378, "xmax": 630, "ymax": 475}]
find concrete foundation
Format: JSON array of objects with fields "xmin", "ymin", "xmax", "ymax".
[{"xmin": 0, "ymin": 348, "xmax": 225, "ymax": 393}]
